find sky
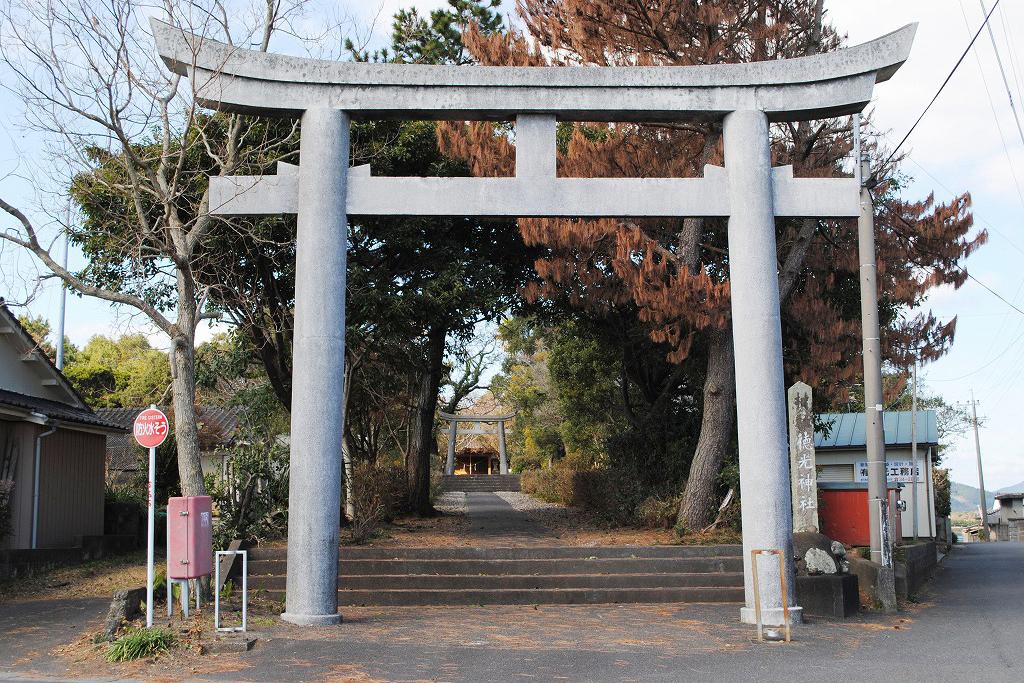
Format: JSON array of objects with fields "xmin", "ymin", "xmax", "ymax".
[{"xmin": 1, "ymin": 0, "xmax": 1023, "ymax": 491}]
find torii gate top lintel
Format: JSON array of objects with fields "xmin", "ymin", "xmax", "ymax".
[
  {"xmin": 439, "ymin": 412, "xmax": 515, "ymax": 424},
  {"xmin": 151, "ymin": 19, "xmax": 915, "ymax": 123}
]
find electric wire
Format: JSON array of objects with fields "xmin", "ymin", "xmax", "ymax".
[
  {"xmin": 978, "ymin": 1, "xmax": 1024, "ymax": 146},
  {"xmin": 884, "ymin": 0, "xmax": 1002, "ymax": 167},
  {"xmin": 903, "ymin": 154, "xmax": 1024, "ymax": 257},
  {"xmin": 956, "ymin": 0, "xmax": 1024, "ymax": 211},
  {"xmin": 995, "ymin": 3, "xmax": 1024, "ymax": 119},
  {"xmin": 927, "ymin": 327, "xmax": 1024, "ymax": 381}
]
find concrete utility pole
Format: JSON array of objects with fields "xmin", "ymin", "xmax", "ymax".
[
  {"xmin": 856, "ymin": 123, "xmax": 897, "ymax": 610},
  {"xmin": 857, "ymin": 160, "xmax": 890, "ymax": 564},
  {"xmin": 969, "ymin": 391, "xmax": 989, "ymax": 541},
  {"xmin": 55, "ymin": 205, "xmax": 70, "ymax": 370},
  {"xmin": 911, "ymin": 359, "xmax": 919, "ymax": 540}
]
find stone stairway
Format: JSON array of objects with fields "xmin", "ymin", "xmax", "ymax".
[
  {"xmin": 247, "ymin": 544, "xmax": 744, "ymax": 606},
  {"xmin": 440, "ymin": 474, "xmax": 521, "ymax": 493}
]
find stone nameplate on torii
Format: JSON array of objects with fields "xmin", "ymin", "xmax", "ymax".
[{"xmin": 788, "ymin": 381, "xmax": 819, "ymax": 533}]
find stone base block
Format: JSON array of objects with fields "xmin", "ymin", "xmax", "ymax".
[
  {"xmin": 281, "ymin": 611, "xmax": 342, "ymax": 626},
  {"xmin": 204, "ymin": 635, "xmax": 257, "ymax": 653},
  {"xmin": 795, "ymin": 574, "xmax": 859, "ymax": 618},
  {"xmin": 847, "ymin": 556, "xmax": 897, "ymax": 611},
  {"xmin": 740, "ymin": 605, "xmax": 802, "ymax": 626}
]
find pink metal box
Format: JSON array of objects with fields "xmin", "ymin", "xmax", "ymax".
[{"xmin": 166, "ymin": 496, "xmax": 214, "ymax": 579}]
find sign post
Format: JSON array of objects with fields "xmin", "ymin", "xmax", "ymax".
[{"xmin": 134, "ymin": 406, "xmax": 169, "ymax": 628}]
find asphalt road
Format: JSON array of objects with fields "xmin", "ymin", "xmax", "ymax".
[{"xmin": 1, "ymin": 542, "xmax": 1021, "ymax": 681}]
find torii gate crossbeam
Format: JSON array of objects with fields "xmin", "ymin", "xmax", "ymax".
[{"xmin": 152, "ymin": 19, "xmax": 916, "ymax": 629}]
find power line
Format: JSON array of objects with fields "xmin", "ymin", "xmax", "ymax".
[
  {"xmin": 876, "ymin": 199, "xmax": 1024, "ymax": 318},
  {"xmin": 955, "ymin": 0, "xmax": 1024, "ymax": 211},
  {"xmin": 978, "ymin": 1, "xmax": 1024, "ymax": 147},
  {"xmin": 884, "ymin": 0, "xmax": 1002, "ymax": 167},
  {"xmin": 903, "ymin": 154, "xmax": 1024, "ymax": 256},
  {"xmin": 928, "ymin": 327, "xmax": 1024, "ymax": 381},
  {"xmin": 995, "ymin": 1, "xmax": 1024, "ymax": 121}
]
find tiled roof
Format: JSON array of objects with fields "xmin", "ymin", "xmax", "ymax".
[
  {"xmin": 0, "ymin": 388, "xmax": 126, "ymax": 431},
  {"xmin": 96, "ymin": 405, "xmax": 243, "ymax": 471},
  {"xmin": 814, "ymin": 410, "xmax": 938, "ymax": 449}
]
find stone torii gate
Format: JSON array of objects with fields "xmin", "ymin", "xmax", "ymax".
[
  {"xmin": 440, "ymin": 412, "xmax": 514, "ymax": 475},
  {"xmin": 152, "ymin": 19, "xmax": 915, "ymax": 628}
]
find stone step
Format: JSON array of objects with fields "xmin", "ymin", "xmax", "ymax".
[
  {"xmin": 258, "ymin": 586, "xmax": 745, "ymax": 606},
  {"xmin": 249, "ymin": 556, "xmax": 744, "ymax": 576},
  {"xmin": 248, "ymin": 544, "xmax": 741, "ymax": 561},
  {"xmin": 443, "ymin": 483, "xmax": 519, "ymax": 488},
  {"xmin": 251, "ymin": 571, "xmax": 744, "ymax": 591},
  {"xmin": 439, "ymin": 475, "xmax": 521, "ymax": 492},
  {"xmin": 440, "ymin": 486, "xmax": 517, "ymax": 490}
]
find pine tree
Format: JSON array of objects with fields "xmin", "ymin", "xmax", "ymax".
[{"xmin": 438, "ymin": 0, "xmax": 984, "ymax": 528}]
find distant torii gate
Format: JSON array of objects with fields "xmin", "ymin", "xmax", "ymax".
[
  {"xmin": 153, "ymin": 19, "xmax": 916, "ymax": 628},
  {"xmin": 440, "ymin": 412, "xmax": 514, "ymax": 476}
]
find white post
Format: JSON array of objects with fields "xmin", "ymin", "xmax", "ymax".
[
  {"xmin": 911, "ymin": 360, "xmax": 919, "ymax": 540},
  {"xmin": 498, "ymin": 421, "xmax": 509, "ymax": 475},
  {"xmin": 723, "ymin": 110, "xmax": 801, "ymax": 627},
  {"xmin": 146, "ymin": 443, "xmax": 155, "ymax": 628},
  {"xmin": 446, "ymin": 419, "xmax": 457, "ymax": 475},
  {"xmin": 55, "ymin": 226, "xmax": 69, "ymax": 370},
  {"xmin": 282, "ymin": 107, "xmax": 349, "ymax": 627}
]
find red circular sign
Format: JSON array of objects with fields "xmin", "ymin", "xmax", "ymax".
[{"xmin": 133, "ymin": 408, "xmax": 169, "ymax": 448}]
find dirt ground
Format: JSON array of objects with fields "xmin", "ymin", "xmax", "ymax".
[
  {"xmin": 0, "ymin": 550, "xmax": 152, "ymax": 603},
  {"xmin": 331, "ymin": 497, "xmax": 739, "ymax": 549}
]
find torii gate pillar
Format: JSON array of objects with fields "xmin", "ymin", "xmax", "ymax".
[
  {"xmin": 724, "ymin": 110, "xmax": 797, "ymax": 625},
  {"xmin": 282, "ymin": 108, "xmax": 349, "ymax": 626}
]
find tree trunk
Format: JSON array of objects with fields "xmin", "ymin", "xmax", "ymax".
[
  {"xmin": 677, "ymin": 327, "xmax": 736, "ymax": 530},
  {"xmin": 169, "ymin": 336, "xmax": 206, "ymax": 498},
  {"xmin": 341, "ymin": 355, "xmax": 356, "ymax": 522},
  {"xmin": 407, "ymin": 325, "xmax": 447, "ymax": 516}
]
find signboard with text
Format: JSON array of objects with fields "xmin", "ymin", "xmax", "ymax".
[
  {"xmin": 855, "ymin": 460, "xmax": 920, "ymax": 484},
  {"xmin": 133, "ymin": 408, "xmax": 169, "ymax": 449}
]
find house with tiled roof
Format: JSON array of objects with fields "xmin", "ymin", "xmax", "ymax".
[
  {"xmin": 96, "ymin": 405, "xmax": 242, "ymax": 481},
  {"xmin": 0, "ymin": 301, "xmax": 125, "ymax": 552}
]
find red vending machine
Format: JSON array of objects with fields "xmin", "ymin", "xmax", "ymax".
[{"xmin": 166, "ymin": 496, "xmax": 213, "ymax": 579}]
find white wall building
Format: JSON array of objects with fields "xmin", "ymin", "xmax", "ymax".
[{"xmin": 815, "ymin": 411, "xmax": 939, "ymax": 539}]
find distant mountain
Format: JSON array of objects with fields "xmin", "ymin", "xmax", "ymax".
[
  {"xmin": 997, "ymin": 480, "xmax": 1024, "ymax": 494},
  {"xmin": 950, "ymin": 481, "xmax": 995, "ymax": 514}
]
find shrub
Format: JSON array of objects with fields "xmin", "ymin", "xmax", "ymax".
[
  {"xmin": 105, "ymin": 481, "xmax": 146, "ymax": 508},
  {"xmin": 636, "ymin": 495, "xmax": 681, "ymax": 529},
  {"xmin": 521, "ymin": 464, "xmax": 651, "ymax": 526},
  {"xmin": 207, "ymin": 440, "xmax": 290, "ymax": 550},
  {"xmin": 348, "ymin": 463, "xmax": 406, "ymax": 544},
  {"xmin": 105, "ymin": 627, "xmax": 175, "ymax": 662},
  {"xmin": 1, "ymin": 432, "xmax": 17, "ymax": 542},
  {"xmin": 0, "ymin": 479, "xmax": 14, "ymax": 542}
]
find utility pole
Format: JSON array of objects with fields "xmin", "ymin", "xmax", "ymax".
[
  {"xmin": 911, "ymin": 358, "xmax": 919, "ymax": 540},
  {"xmin": 55, "ymin": 217, "xmax": 69, "ymax": 370},
  {"xmin": 855, "ymin": 115, "xmax": 896, "ymax": 610},
  {"xmin": 969, "ymin": 391, "xmax": 989, "ymax": 541}
]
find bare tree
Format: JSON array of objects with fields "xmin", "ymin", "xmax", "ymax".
[{"xmin": 0, "ymin": 0, "xmax": 318, "ymax": 497}]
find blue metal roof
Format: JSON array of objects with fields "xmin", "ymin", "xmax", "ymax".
[{"xmin": 814, "ymin": 410, "xmax": 938, "ymax": 449}]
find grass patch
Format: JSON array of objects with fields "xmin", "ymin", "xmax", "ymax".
[{"xmin": 105, "ymin": 627, "xmax": 176, "ymax": 663}]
